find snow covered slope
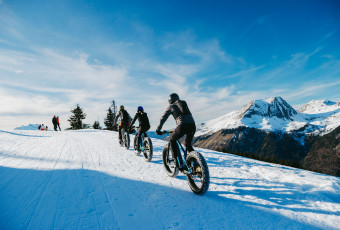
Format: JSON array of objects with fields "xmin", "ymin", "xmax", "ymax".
[
  {"xmin": 197, "ymin": 97, "xmax": 340, "ymax": 136},
  {"xmin": 299, "ymin": 100, "xmax": 340, "ymax": 114},
  {"xmin": 0, "ymin": 129, "xmax": 339, "ymax": 229}
]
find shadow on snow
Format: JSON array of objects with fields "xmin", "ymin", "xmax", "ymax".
[{"xmin": 0, "ymin": 166, "xmax": 321, "ymax": 230}]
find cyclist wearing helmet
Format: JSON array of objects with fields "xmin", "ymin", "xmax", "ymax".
[
  {"xmin": 130, "ymin": 106, "xmax": 151, "ymax": 151},
  {"xmin": 114, "ymin": 105, "xmax": 130, "ymax": 143},
  {"xmin": 156, "ymin": 93, "xmax": 196, "ymax": 170}
]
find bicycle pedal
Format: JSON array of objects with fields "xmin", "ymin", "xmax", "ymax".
[
  {"xmin": 169, "ymin": 161, "xmax": 176, "ymax": 168},
  {"xmin": 179, "ymin": 165, "xmax": 188, "ymax": 172},
  {"xmin": 181, "ymin": 169, "xmax": 189, "ymax": 174}
]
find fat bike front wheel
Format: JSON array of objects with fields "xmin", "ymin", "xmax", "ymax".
[
  {"xmin": 186, "ymin": 151, "xmax": 210, "ymax": 195},
  {"xmin": 142, "ymin": 137, "xmax": 153, "ymax": 162},
  {"xmin": 162, "ymin": 145, "xmax": 179, "ymax": 177},
  {"xmin": 133, "ymin": 135, "xmax": 140, "ymax": 155}
]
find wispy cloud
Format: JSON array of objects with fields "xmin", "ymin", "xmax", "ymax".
[
  {"xmin": 224, "ymin": 65, "xmax": 265, "ymax": 79},
  {"xmin": 285, "ymin": 80, "xmax": 340, "ymax": 100}
]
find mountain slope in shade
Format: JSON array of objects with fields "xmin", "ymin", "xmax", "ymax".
[
  {"xmin": 197, "ymin": 97, "xmax": 340, "ymax": 136},
  {"xmin": 303, "ymin": 125, "xmax": 340, "ymax": 176}
]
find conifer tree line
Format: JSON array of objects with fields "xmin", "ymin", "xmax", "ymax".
[{"xmin": 67, "ymin": 100, "xmax": 118, "ymax": 130}]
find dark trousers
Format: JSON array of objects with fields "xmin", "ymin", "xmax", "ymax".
[
  {"xmin": 53, "ymin": 124, "xmax": 58, "ymax": 131},
  {"xmin": 57, "ymin": 123, "xmax": 61, "ymax": 131},
  {"xmin": 136, "ymin": 126, "xmax": 149, "ymax": 150},
  {"xmin": 170, "ymin": 123, "xmax": 196, "ymax": 164}
]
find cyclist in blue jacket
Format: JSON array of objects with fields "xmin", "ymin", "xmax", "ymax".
[{"xmin": 130, "ymin": 106, "xmax": 151, "ymax": 151}]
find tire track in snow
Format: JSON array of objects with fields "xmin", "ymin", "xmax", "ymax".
[{"xmin": 25, "ymin": 134, "xmax": 68, "ymax": 229}]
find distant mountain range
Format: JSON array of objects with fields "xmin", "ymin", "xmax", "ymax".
[
  {"xmin": 197, "ymin": 97, "xmax": 340, "ymax": 136},
  {"xmin": 193, "ymin": 97, "xmax": 340, "ymax": 176}
]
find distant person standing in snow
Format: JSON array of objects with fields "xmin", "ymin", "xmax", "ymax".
[
  {"xmin": 38, "ymin": 124, "xmax": 41, "ymax": 130},
  {"xmin": 56, "ymin": 116, "xmax": 61, "ymax": 131},
  {"xmin": 52, "ymin": 115, "xmax": 58, "ymax": 131},
  {"xmin": 41, "ymin": 124, "xmax": 45, "ymax": 131}
]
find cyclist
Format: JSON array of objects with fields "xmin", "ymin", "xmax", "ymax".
[
  {"xmin": 156, "ymin": 93, "xmax": 196, "ymax": 170},
  {"xmin": 130, "ymin": 106, "xmax": 151, "ymax": 151},
  {"xmin": 114, "ymin": 105, "xmax": 130, "ymax": 144}
]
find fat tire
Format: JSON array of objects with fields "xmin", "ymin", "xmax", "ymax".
[
  {"xmin": 124, "ymin": 132, "xmax": 130, "ymax": 150},
  {"xmin": 143, "ymin": 137, "xmax": 153, "ymax": 162},
  {"xmin": 133, "ymin": 135, "xmax": 140, "ymax": 155},
  {"xmin": 162, "ymin": 145, "xmax": 179, "ymax": 177},
  {"xmin": 186, "ymin": 151, "xmax": 210, "ymax": 195}
]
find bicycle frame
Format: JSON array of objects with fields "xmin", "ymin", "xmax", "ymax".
[
  {"xmin": 167, "ymin": 139, "xmax": 192, "ymax": 174},
  {"xmin": 135, "ymin": 130, "xmax": 148, "ymax": 151},
  {"xmin": 138, "ymin": 133, "xmax": 145, "ymax": 151}
]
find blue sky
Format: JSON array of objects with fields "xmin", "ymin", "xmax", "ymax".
[{"xmin": 0, "ymin": 0, "xmax": 339, "ymax": 129}]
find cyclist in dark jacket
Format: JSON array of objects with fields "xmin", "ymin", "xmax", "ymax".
[
  {"xmin": 114, "ymin": 105, "xmax": 130, "ymax": 143},
  {"xmin": 156, "ymin": 93, "xmax": 196, "ymax": 169},
  {"xmin": 130, "ymin": 106, "xmax": 151, "ymax": 151}
]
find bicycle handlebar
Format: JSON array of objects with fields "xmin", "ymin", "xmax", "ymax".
[{"xmin": 157, "ymin": 130, "xmax": 173, "ymax": 135}]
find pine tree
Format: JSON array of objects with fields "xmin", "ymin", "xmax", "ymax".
[
  {"xmin": 104, "ymin": 107, "xmax": 115, "ymax": 130},
  {"xmin": 68, "ymin": 104, "xmax": 86, "ymax": 130},
  {"xmin": 93, "ymin": 121, "xmax": 101, "ymax": 129},
  {"xmin": 111, "ymin": 100, "xmax": 117, "ymax": 131}
]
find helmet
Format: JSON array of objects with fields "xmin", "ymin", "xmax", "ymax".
[
  {"xmin": 120, "ymin": 105, "xmax": 124, "ymax": 110},
  {"xmin": 168, "ymin": 93, "xmax": 179, "ymax": 104},
  {"xmin": 137, "ymin": 106, "xmax": 144, "ymax": 112}
]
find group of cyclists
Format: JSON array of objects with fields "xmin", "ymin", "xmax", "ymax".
[{"xmin": 113, "ymin": 93, "xmax": 196, "ymax": 172}]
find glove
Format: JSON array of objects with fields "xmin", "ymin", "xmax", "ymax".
[{"xmin": 156, "ymin": 129, "xmax": 162, "ymax": 135}]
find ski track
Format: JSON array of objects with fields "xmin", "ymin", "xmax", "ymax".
[{"xmin": 0, "ymin": 129, "xmax": 339, "ymax": 230}]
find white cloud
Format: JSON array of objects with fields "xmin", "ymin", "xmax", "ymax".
[{"xmin": 0, "ymin": 44, "xmax": 270, "ymax": 130}]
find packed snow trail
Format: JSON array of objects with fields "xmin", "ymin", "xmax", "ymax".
[{"xmin": 0, "ymin": 130, "xmax": 339, "ymax": 230}]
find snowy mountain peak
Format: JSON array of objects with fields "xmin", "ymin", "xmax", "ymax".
[
  {"xmin": 299, "ymin": 99, "xmax": 340, "ymax": 114},
  {"xmin": 243, "ymin": 96, "xmax": 297, "ymax": 120},
  {"xmin": 197, "ymin": 96, "xmax": 340, "ymax": 136}
]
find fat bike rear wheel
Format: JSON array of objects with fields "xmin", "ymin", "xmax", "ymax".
[
  {"xmin": 186, "ymin": 151, "xmax": 210, "ymax": 195},
  {"xmin": 124, "ymin": 132, "xmax": 130, "ymax": 150}
]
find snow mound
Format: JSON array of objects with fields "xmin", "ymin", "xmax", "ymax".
[{"xmin": 14, "ymin": 124, "xmax": 40, "ymax": 130}]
